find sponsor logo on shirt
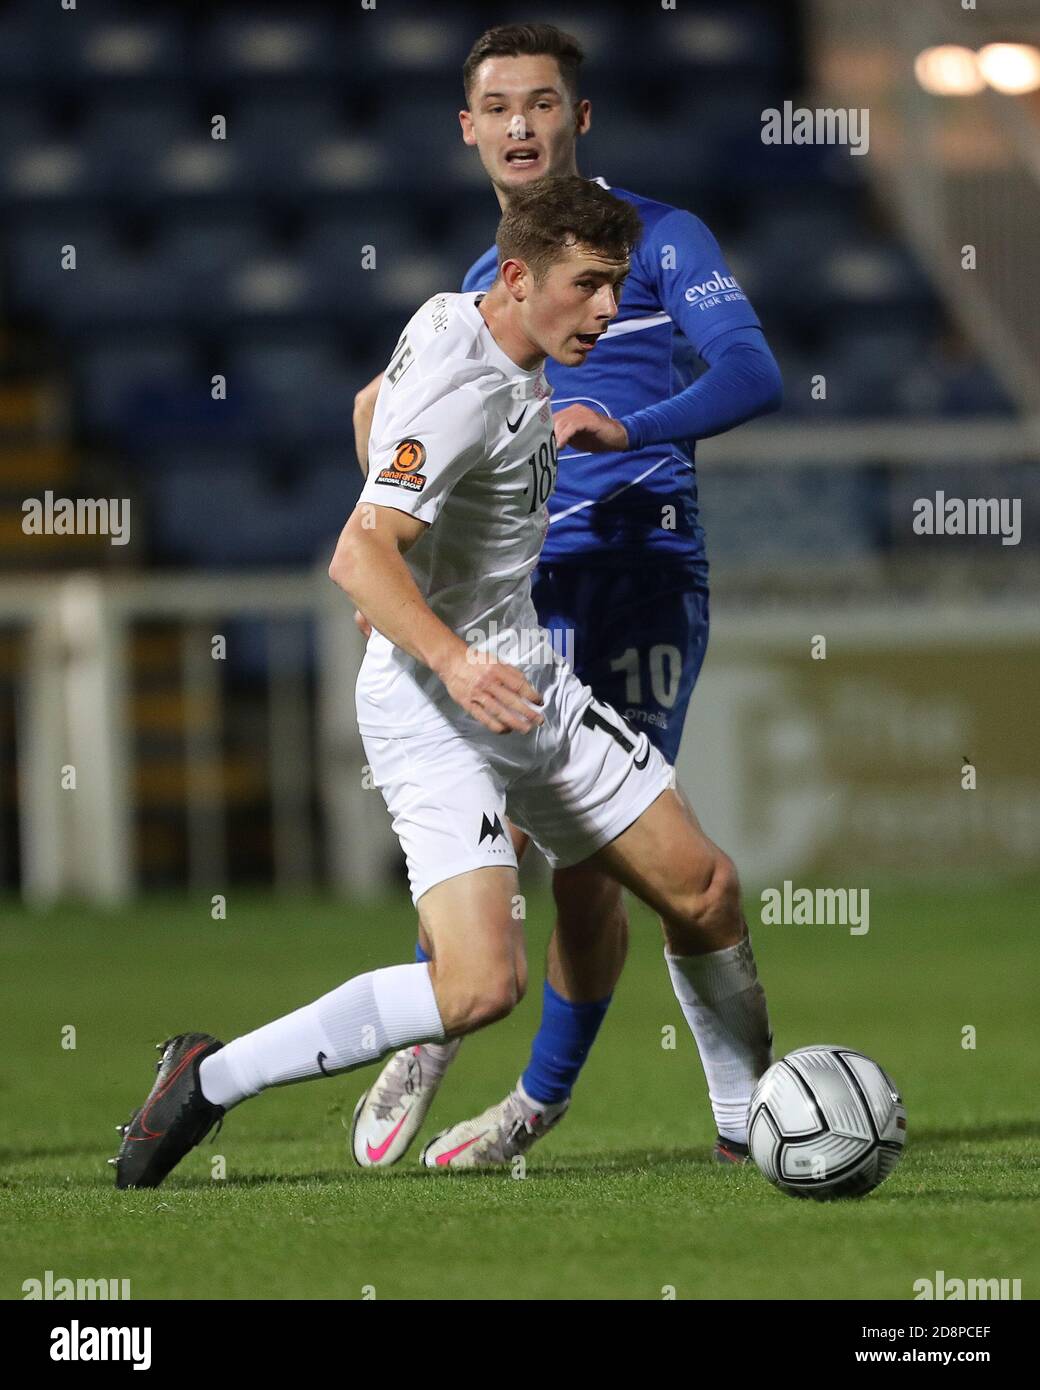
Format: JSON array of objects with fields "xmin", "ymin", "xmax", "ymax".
[
  {"xmin": 684, "ymin": 269, "xmax": 747, "ymax": 310},
  {"xmin": 478, "ymin": 812, "xmax": 507, "ymax": 847},
  {"xmin": 376, "ymin": 438, "xmax": 427, "ymax": 492}
]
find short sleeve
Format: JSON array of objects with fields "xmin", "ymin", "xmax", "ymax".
[
  {"xmin": 360, "ymin": 373, "xmax": 486, "ymax": 526},
  {"xmin": 643, "ymin": 208, "xmax": 761, "ymax": 357}
]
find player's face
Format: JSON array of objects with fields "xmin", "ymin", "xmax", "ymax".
[
  {"xmin": 460, "ymin": 55, "xmax": 591, "ymax": 200},
  {"xmin": 524, "ymin": 244, "xmax": 628, "ymax": 367}
]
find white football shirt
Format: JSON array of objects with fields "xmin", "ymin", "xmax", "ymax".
[{"xmin": 355, "ymin": 292, "xmax": 558, "ymax": 735}]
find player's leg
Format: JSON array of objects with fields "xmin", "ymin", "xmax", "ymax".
[
  {"xmin": 349, "ymin": 729, "xmax": 526, "ymax": 1167},
  {"xmin": 112, "ymin": 864, "xmax": 520, "ymax": 1189},
  {"xmin": 114, "ymin": 726, "xmax": 524, "ymax": 1188},
  {"xmin": 518, "ymin": 563, "xmax": 708, "ymax": 1110},
  {"xmin": 354, "ymin": 818, "xmax": 530, "ymax": 1167},
  {"xmin": 589, "ymin": 784, "xmax": 773, "ymax": 1158},
  {"xmin": 415, "ymin": 818, "xmax": 528, "ymax": 962},
  {"xmin": 419, "ymin": 857, "xmax": 625, "ymax": 1168},
  {"xmin": 428, "ymin": 566, "xmax": 707, "ymax": 1166},
  {"xmin": 480, "ymin": 566, "xmax": 632, "ymax": 1135}
]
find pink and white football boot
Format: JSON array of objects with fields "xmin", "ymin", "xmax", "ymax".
[
  {"xmin": 350, "ymin": 1041, "xmax": 461, "ymax": 1167},
  {"xmin": 420, "ymin": 1079, "xmax": 569, "ymax": 1170}
]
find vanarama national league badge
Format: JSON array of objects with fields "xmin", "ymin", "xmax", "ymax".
[{"xmin": 376, "ymin": 439, "xmax": 428, "ymax": 492}]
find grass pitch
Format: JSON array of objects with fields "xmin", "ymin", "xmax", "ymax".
[{"xmin": 1, "ymin": 883, "xmax": 1037, "ymax": 1301}]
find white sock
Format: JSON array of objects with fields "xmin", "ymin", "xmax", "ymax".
[
  {"xmin": 516, "ymin": 1077, "xmax": 569, "ymax": 1124},
  {"xmin": 198, "ymin": 963, "xmax": 445, "ymax": 1110},
  {"xmin": 665, "ymin": 935, "xmax": 773, "ymax": 1144},
  {"xmin": 420, "ymin": 1039, "xmax": 462, "ymax": 1073}
]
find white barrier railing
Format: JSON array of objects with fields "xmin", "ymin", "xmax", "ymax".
[
  {"xmin": 6, "ymin": 571, "xmax": 1038, "ymax": 903},
  {"xmin": 6, "ymin": 568, "xmax": 394, "ymax": 905}
]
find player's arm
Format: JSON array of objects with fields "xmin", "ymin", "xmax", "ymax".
[
  {"xmin": 328, "ymin": 505, "xmax": 542, "ymax": 735},
  {"xmin": 555, "ymin": 210, "xmax": 782, "ymax": 455},
  {"xmin": 353, "ymin": 372, "xmax": 384, "ymax": 477}
]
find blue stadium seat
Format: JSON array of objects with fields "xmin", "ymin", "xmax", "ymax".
[
  {"xmin": 215, "ymin": 255, "xmax": 323, "ymax": 325},
  {"xmin": 640, "ymin": 7, "xmax": 784, "ymax": 74},
  {"xmin": 77, "ymin": 335, "xmax": 197, "ymax": 434},
  {"xmin": 369, "ymin": 15, "xmax": 475, "ymax": 74},
  {"xmin": 307, "ymin": 136, "xmax": 390, "ymax": 198},
  {"xmin": 49, "ymin": 252, "xmax": 184, "ymax": 330},
  {"xmin": 225, "ymin": 336, "xmax": 355, "ymax": 442},
  {"xmin": 300, "ymin": 214, "xmax": 432, "ymax": 315},
  {"xmin": 582, "ymin": 117, "xmax": 714, "ymax": 196},
  {"xmin": 892, "ymin": 347, "xmax": 1015, "ymax": 417},
  {"xmin": 0, "ymin": 99, "xmax": 52, "ymax": 155},
  {"xmin": 701, "ymin": 468, "xmax": 881, "ymax": 561},
  {"xmin": 154, "ymin": 214, "xmax": 275, "ymax": 288},
  {"xmin": 139, "ymin": 138, "xmax": 256, "ymax": 205},
  {"xmin": 46, "ymin": 16, "xmax": 189, "ymax": 85},
  {"xmin": 374, "ymin": 100, "xmax": 474, "ymax": 194},
  {"xmin": 0, "ymin": 140, "xmax": 94, "ymax": 206},
  {"xmin": 81, "ymin": 97, "xmax": 195, "ymax": 171},
  {"xmin": 233, "ymin": 94, "xmax": 345, "ymax": 152},
  {"xmin": 198, "ymin": 14, "xmax": 346, "ymax": 84},
  {"xmin": 6, "ymin": 215, "xmax": 121, "ymax": 314},
  {"xmin": 0, "ymin": 14, "xmax": 42, "ymax": 83},
  {"xmin": 145, "ymin": 449, "xmax": 357, "ymax": 566},
  {"xmin": 367, "ymin": 251, "xmax": 460, "ymax": 319}
]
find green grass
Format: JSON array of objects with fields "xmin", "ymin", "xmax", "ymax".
[{"xmin": 1, "ymin": 883, "xmax": 1037, "ymax": 1300}]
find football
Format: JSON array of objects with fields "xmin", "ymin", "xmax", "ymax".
[{"xmin": 747, "ymin": 1045, "xmax": 907, "ymax": 1199}]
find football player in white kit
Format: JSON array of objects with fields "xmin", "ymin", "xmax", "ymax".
[{"xmin": 111, "ymin": 177, "xmax": 772, "ymax": 1191}]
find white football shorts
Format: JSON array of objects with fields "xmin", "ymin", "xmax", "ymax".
[{"xmin": 361, "ymin": 660, "xmax": 673, "ymax": 904}]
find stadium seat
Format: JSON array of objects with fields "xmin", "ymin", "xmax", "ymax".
[
  {"xmin": 76, "ymin": 334, "xmax": 197, "ymax": 434},
  {"xmin": 145, "ymin": 448, "xmax": 357, "ymax": 567},
  {"xmin": 0, "ymin": 140, "xmax": 94, "ymax": 206},
  {"xmin": 46, "ymin": 16, "xmax": 189, "ymax": 85},
  {"xmin": 198, "ymin": 15, "xmax": 346, "ymax": 84}
]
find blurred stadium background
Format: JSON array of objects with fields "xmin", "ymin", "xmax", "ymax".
[{"xmin": 0, "ymin": 0, "xmax": 1037, "ymax": 905}]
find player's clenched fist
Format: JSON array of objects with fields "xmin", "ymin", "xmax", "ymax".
[
  {"xmin": 440, "ymin": 650, "xmax": 544, "ymax": 735},
  {"xmin": 553, "ymin": 403, "xmax": 629, "ymax": 454}
]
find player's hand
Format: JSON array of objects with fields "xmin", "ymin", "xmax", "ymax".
[
  {"xmin": 553, "ymin": 404, "xmax": 629, "ymax": 454},
  {"xmin": 440, "ymin": 650, "xmax": 544, "ymax": 735},
  {"xmin": 354, "ymin": 609, "xmax": 373, "ymax": 639}
]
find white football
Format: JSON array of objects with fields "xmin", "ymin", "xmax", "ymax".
[{"xmin": 747, "ymin": 1044, "xmax": 907, "ymax": 1199}]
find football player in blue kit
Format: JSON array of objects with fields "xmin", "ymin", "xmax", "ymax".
[{"xmin": 350, "ymin": 22, "xmax": 783, "ymax": 1169}]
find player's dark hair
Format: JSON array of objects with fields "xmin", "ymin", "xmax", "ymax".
[
  {"xmin": 496, "ymin": 175, "xmax": 643, "ymax": 282},
  {"xmin": 463, "ymin": 23, "xmax": 584, "ymax": 103}
]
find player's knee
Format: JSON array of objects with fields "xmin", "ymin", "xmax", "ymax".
[
  {"xmin": 439, "ymin": 970, "xmax": 520, "ymax": 1035},
  {"xmin": 467, "ymin": 977, "xmax": 520, "ymax": 1030},
  {"xmin": 665, "ymin": 851, "xmax": 742, "ymax": 948}
]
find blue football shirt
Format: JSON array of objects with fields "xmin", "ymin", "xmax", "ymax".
[{"xmin": 461, "ymin": 178, "xmax": 761, "ymax": 566}]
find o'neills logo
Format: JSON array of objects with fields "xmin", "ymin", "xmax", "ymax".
[{"xmin": 376, "ymin": 438, "xmax": 427, "ymax": 493}]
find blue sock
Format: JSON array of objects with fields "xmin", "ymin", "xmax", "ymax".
[
  {"xmin": 521, "ymin": 980, "xmax": 611, "ymax": 1105},
  {"xmin": 415, "ymin": 941, "xmax": 431, "ymax": 964}
]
